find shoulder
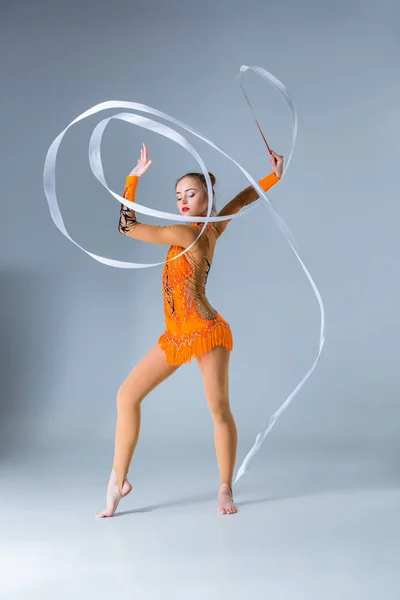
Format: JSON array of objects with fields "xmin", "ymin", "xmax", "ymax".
[{"xmin": 191, "ymin": 222, "xmax": 219, "ymax": 238}]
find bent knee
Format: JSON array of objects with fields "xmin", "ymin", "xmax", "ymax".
[
  {"xmin": 116, "ymin": 384, "xmax": 143, "ymax": 409},
  {"xmin": 208, "ymin": 397, "xmax": 231, "ymax": 420}
]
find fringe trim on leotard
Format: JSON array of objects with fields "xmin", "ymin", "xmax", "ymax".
[{"xmin": 158, "ymin": 322, "xmax": 233, "ymax": 366}]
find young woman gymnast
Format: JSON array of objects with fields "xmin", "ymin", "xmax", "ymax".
[{"xmin": 96, "ymin": 143, "xmax": 284, "ymax": 517}]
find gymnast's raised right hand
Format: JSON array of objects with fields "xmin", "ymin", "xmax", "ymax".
[{"xmin": 128, "ymin": 143, "xmax": 152, "ymax": 178}]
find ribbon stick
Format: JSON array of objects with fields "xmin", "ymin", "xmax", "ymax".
[
  {"xmin": 238, "ymin": 81, "xmax": 272, "ymax": 154},
  {"xmin": 43, "ymin": 65, "xmax": 325, "ymax": 484}
]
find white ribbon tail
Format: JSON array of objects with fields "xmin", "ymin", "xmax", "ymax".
[{"xmin": 234, "ymin": 235, "xmax": 325, "ymax": 483}]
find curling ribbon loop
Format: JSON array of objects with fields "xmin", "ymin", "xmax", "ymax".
[{"xmin": 43, "ymin": 65, "xmax": 325, "ymax": 484}]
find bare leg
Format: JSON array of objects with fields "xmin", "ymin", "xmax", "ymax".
[
  {"xmin": 197, "ymin": 346, "xmax": 238, "ymax": 515},
  {"xmin": 96, "ymin": 342, "xmax": 180, "ymax": 517}
]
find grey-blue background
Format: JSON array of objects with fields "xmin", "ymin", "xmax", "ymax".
[{"xmin": 1, "ymin": 1, "xmax": 399, "ymax": 598}]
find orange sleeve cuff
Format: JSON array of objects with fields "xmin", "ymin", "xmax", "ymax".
[
  {"xmin": 126, "ymin": 175, "xmax": 139, "ymax": 185},
  {"xmin": 123, "ymin": 175, "xmax": 139, "ymax": 202},
  {"xmin": 258, "ymin": 171, "xmax": 281, "ymax": 192}
]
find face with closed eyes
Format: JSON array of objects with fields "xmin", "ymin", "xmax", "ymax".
[{"xmin": 175, "ymin": 177, "xmax": 213, "ymax": 218}]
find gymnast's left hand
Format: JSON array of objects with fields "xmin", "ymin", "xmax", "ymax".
[{"xmin": 269, "ymin": 149, "xmax": 284, "ymax": 178}]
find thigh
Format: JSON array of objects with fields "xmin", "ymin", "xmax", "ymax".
[
  {"xmin": 120, "ymin": 342, "xmax": 180, "ymax": 402},
  {"xmin": 196, "ymin": 346, "xmax": 231, "ymax": 412}
]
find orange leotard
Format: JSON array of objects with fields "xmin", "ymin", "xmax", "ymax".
[{"xmin": 118, "ymin": 171, "xmax": 280, "ymax": 365}]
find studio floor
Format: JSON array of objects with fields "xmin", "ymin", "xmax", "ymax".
[{"xmin": 1, "ymin": 450, "xmax": 399, "ymax": 600}]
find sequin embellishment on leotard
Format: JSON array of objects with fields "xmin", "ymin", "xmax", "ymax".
[{"xmin": 158, "ymin": 228, "xmax": 233, "ymax": 365}]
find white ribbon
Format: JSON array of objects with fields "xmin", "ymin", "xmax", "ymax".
[{"xmin": 43, "ymin": 65, "xmax": 325, "ymax": 484}]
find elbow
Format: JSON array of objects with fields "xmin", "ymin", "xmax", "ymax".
[
  {"xmin": 118, "ymin": 223, "xmax": 139, "ymax": 238},
  {"xmin": 118, "ymin": 223, "xmax": 129, "ymax": 236},
  {"xmin": 118, "ymin": 213, "xmax": 138, "ymax": 236}
]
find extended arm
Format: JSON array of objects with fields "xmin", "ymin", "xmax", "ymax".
[
  {"xmin": 118, "ymin": 175, "xmax": 198, "ymax": 247},
  {"xmin": 215, "ymin": 171, "xmax": 281, "ymax": 237}
]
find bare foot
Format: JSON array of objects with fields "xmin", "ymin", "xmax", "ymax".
[
  {"xmin": 95, "ymin": 468, "xmax": 132, "ymax": 518},
  {"xmin": 218, "ymin": 483, "xmax": 238, "ymax": 515}
]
